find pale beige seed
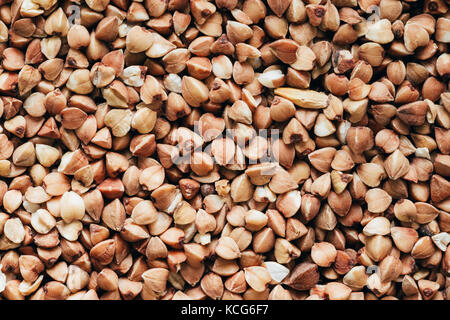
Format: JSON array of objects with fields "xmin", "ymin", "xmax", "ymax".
[
  {"xmin": 245, "ymin": 209, "xmax": 268, "ymax": 232},
  {"xmin": 244, "ymin": 266, "xmax": 272, "ymax": 292},
  {"xmin": 311, "ymin": 242, "xmax": 337, "ymax": 267},
  {"xmin": 365, "ymin": 188, "xmax": 392, "ymax": 213},
  {"xmin": 35, "ymin": 144, "xmax": 60, "ymax": 167},
  {"xmin": 56, "ymin": 220, "xmax": 83, "ymax": 241},
  {"xmin": 325, "ymin": 282, "xmax": 352, "ymax": 300},
  {"xmin": 3, "ymin": 190, "xmax": 23, "ymax": 214},
  {"xmin": 66, "ymin": 265, "xmax": 89, "ymax": 293},
  {"xmin": 230, "ymin": 174, "xmax": 254, "ymax": 203},
  {"xmin": 363, "ymin": 217, "xmax": 391, "ymax": 236},
  {"xmin": 343, "ymin": 266, "xmax": 368, "ymax": 289},
  {"xmin": 4, "ymin": 218, "xmax": 25, "ymax": 244},
  {"xmin": 215, "ymin": 236, "xmax": 241, "ymax": 260},
  {"xmin": 31, "ymin": 209, "xmax": 56, "ymax": 234},
  {"xmin": 19, "ymin": 275, "xmax": 44, "ymax": 296},
  {"xmin": 139, "ymin": 165, "xmax": 165, "ymax": 191},
  {"xmin": 60, "ymin": 191, "xmax": 85, "ymax": 223},
  {"xmin": 131, "ymin": 200, "xmax": 158, "ymax": 225},
  {"xmin": 131, "ymin": 108, "xmax": 157, "ymax": 134},
  {"xmin": 24, "ymin": 186, "xmax": 51, "ymax": 204},
  {"xmin": 274, "ymin": 88, "xmax": 328, "ymax": 109}
]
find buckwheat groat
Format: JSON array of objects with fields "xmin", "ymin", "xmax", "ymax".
[{"xmin": 0, "ymin": 0, "xmax": 448, "ymax": 301}]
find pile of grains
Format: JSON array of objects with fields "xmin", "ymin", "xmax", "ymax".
[{"xmin": 0, "ymin": 0, "xmax": 448, "ymax": 300}]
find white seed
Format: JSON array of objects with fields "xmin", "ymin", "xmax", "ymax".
[
  {"xmin": 60, "ymin": 191, "xmax": 85, "ymax": 223},
  {"xmin": 431, "ymin": 233, "xmax": 450, "ymax": 251},
  {"xmin": 262, "ymin": 261, "xmax": 290, "ymax": 283}
]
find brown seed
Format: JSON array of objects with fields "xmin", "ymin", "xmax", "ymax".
[
  {"xmin": 375, "ymin": 129, "xmax": 399, "ymax": 153},
  {"xmin": 384, "ymin": 150, "xmax": 410, "ymax": 180},
  {"xmin": 284, "ymin": 262, "xmax": 319, "ymax": 291},
  {"xmin": 66, "ymin": 69, "xmax": 93, "ymax": 94},
  {"xmin": 430, "ymin": 175, "xmax": 450, "ymax": 203},
  {"xmin": 181, "ymin": 76, "xmax": 209, "ymax": 107},
  {"xmin": 224, "ymin": 270, "xmax": 247, "ymax": 294},
  {"xmin": 365, "ymin": 188, "xmax": 392, "ymax": 213},
  {"xmin": 363, "ymin": 217, "xmax": 391, "ymax": 236},
  {"xmin": 333, "ymin": 250, "xmax": 355, "ymax": 275},
  {"xmin": 19, "ymin": 255, "xmax": 44, "ymax": 283},
  {"xmin": 311, "ymin": 173, "xmax": 332, "ymax": 199},
  {"xmin": 177, "ymin": 179, "xmax": 199, "ymax": 200},
  {"xmin": 97, "ymin": 268, "xmax": 119, "ymax": 292},
  {"xmin": 379, "ymin": 255, "xmax": 402, "ymax": 282},
  {"xmin": 414, "ymin": 202, "xmax": 439, "ymax": 224},
  {"xmin": 269, "ymin": 39, "xmax": 299, "ymax": 64},
  {"xmin": 102, "ymin": 199, "xmax": 126, "ymax": 232},
  {"xmin": 308, "ymin": 147, "xmax": 336, "ymax": 173},
  {"xmin": 397, "ymin": 101, "xmax": 428, "ymax": 126},
  {"xmin": 139, "ymin": 165, "xmax": 165, "ymax": 191},
  {"xmin": 346, "ymin": 126, "xmax": 374, "ymax": 154},
  {"xmin": 200, "ymin": 273, "xmax": 224, "ymax": 300},
  {"xmin": 211, "ymin": 138, "xmax": 235, "ymax": 166},
  {"xmin": 190, "ymin": 152, "xmax": 214, "ymax": 177},
  {"xmin": 12, "ymin": 142, "xmax": 35, "ymax": 167},
  {"xmin": 270, "ymin": 96, "xmax": 296, "ymax": 122},
  {"xmin": 253, "ymin": 228, "xmax": 275, "ymax": 252},
  {"xmin": 411, "ymin": 236, "xmax": 435, "ymax": 259},
  {"xmin": 90, "ymin": 239, "xmax": 116, "ymax": 266},
  {"xmin": 142, "ymin": 267, "xmax": 169, "ymax": 295},
  {"xmin": 2, "ymin": 48, "xmax": 25, "ymax": 71}
]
